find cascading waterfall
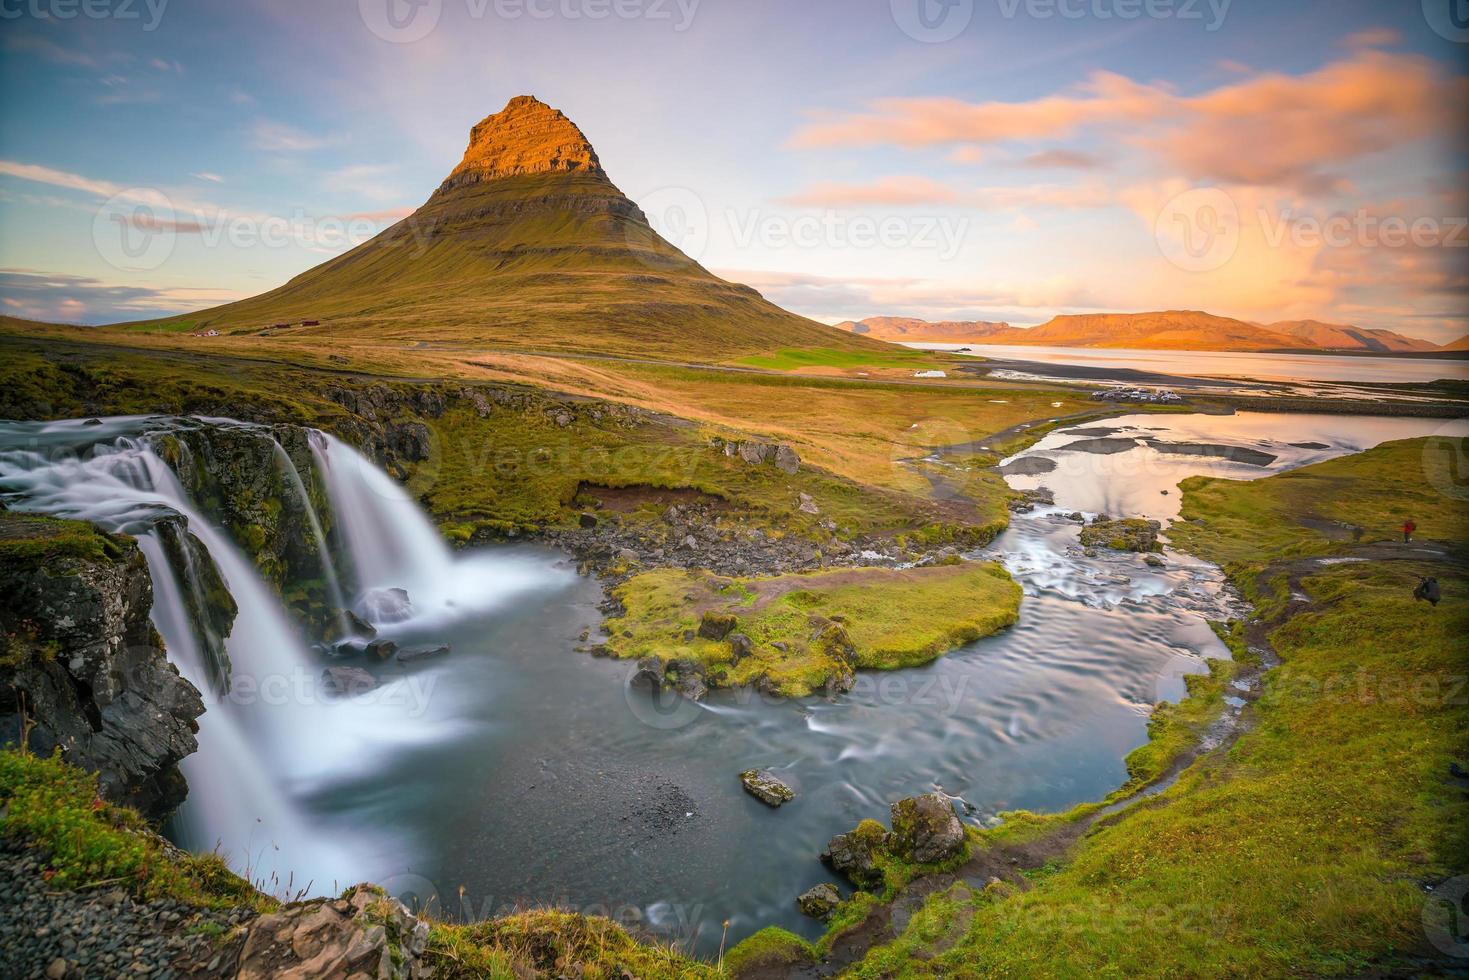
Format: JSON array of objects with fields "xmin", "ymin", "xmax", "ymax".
[{"xmin": 0, "ymin": 417, "xmax": 565, "ymax": 898}]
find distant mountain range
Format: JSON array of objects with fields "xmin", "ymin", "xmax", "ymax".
[{"xmin": 835, "ymin": 311, "xmax": 1451, "ymax": 354}]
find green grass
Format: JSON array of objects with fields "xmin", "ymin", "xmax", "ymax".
[
  {"xmin": 0, "ymin": 750, "xmax": 267, "ymax": 910},
  {"xmin": 839, "ymin": 436, "xmax": 1469, "ymax": 977},
  {"xmin": 723, "ymin": 926, "xmax": 816, "ymax": 975},
  {"xmin": 603, "ymin": 562, "xmax": 1021, "ymax": 696},
  {"xmin": 734, "ymin": 347, "xmax": 947, "ymax": 372}
]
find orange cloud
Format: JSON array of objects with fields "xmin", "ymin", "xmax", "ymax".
[
  {"xmin": 779, "ymin": 178, "xmax": 1110, "ymax": 210},
  {"xmin": 790, "ymin": 48, "xmax": 1464, "ymax": 195}
]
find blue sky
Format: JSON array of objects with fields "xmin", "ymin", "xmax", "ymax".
[{"xmin": 1, "ymin": 0, "xmax": 1466, "ymax": 340}]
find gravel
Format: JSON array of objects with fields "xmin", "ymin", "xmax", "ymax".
[{"xmin": 0, "ymin": 841, "xmax": 249, "ymax": 980}]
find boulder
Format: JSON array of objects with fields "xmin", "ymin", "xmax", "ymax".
[
  {"xmin": 579, "ymin": 511, "xmax": 598, "ymax": 529},
  {"xmin": 796, "ymin": 883, "xmax": 841, "ymax": 920},
  {"xmin": 667, "ymin": 658, "xmax": 708, "ymax": 701},
  {"xmin": 366, "ymin": 638, "xmax": 399, "ymax": 661},
  {"xmin": 323, "ymin": 609, "xmax": 377, "ymax": 644},
  {"xmin": 322, "ymin": 666, "xmax": 377, "ymax": 698},
  {"xmin": 698, "ymin": 610, "xmax": 738, "ymax": 641},
  {"xmin": 728, "ymin": 632, "xmax": 754, "ymax": 663},
  {"xmin": 740, "ymin": 769, "xmax": 796, "ymax": 807},
  {"xmin": 1079, "ymin": 517, "xmax": 1163, "ymax": 553},
  {"xmin": 630, "ymin": 656, "xmax": 665, "ymax": 690},
  {"xmin": 797, "ymin": 493, "xmax": 820, "ymax": 516},
  {"xmin": 889, "ymin": 793, "xmax": 966, "ymax": 864},
  {"xmin": 773, "ymin": 444, "xmax": 802, "ymax": 474},
  {"xmin": 821, "ymin": 820, "xmax": 889, "ymax": 890},
  {"xmin": 396, "ymin": 644, "xmax": 451, "ymax": 664}
]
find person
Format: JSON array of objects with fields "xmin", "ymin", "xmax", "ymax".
[
  {"xmin": 1413, "ymin": 577, "xmax": 1441, "ymax": 606},
  {"xmin": 1402, "ymin": 519, "xmax": 1417, "ymax": 543}
]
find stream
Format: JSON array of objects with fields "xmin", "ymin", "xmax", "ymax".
[{"xmin": 0, "ymin": 410, "xmax": 1462, "ymax": 956}]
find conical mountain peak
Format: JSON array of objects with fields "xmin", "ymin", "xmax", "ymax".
[{"xmin": 438, "ymin": 95, "xmax": 603, "ymax": 192}]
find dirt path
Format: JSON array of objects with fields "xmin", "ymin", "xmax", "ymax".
[{"xmin": 777, "ymin": 539, "xmax": 1466, "ymax": 977}]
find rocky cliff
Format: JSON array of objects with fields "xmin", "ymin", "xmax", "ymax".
[{"xmin": 0, "ymin": 513, "xmax": 210, "ymax": 819}]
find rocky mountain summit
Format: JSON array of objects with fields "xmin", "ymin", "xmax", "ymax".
[{"xmin": 437, "ymin": 94, "xmax": 603, "ymax": 191}]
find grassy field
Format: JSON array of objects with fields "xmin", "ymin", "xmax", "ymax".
[
  {"xmin": 833, "ymin": 437, "xmax": 1469, "ymax": 977},
  {"xmin": 603, "ymin": 562, "xmax": 1022, "ymax": 695}
]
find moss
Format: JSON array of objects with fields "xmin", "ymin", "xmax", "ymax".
[
  {"xmin": 0, "ymin": 749, "xmax": 270, "ymax": 912},
  {"xmin": 0, "ymin": 512, "xmax": 127, "ymax": 564},
  {"xmin": 603, "ymin": 563, "xmax": 1022, "ymax": 696},
  {"xmin": 723, "ymin": 926, "xmax": 816, "ymax": 976}
]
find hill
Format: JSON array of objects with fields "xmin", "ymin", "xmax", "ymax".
[
  {"xmin": 1440, "ymin": 333, "xmax": 1469, "ymax": 352},
  {"xmin": 984, "ymin": 310, "xmax": 1300, "ymax": 351},
  {"xmin": 835, "ymin": 316, "xmax": 1020, "ymax": 344},
  {"xmin": 836, "ymin": 310, "xmax": 1443, "ymax": 354},
  {"xmin": 1266, "ymin": 319, "xmax": 1439, "ymax": 353},
  {"xmin": 120, "ymin": 96, "xmax": 874, "ymax": 360}
]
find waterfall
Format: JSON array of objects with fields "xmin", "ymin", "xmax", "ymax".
[{"xmin": 0, "ymin": 416, "xmax": 569, "ymax": 900}]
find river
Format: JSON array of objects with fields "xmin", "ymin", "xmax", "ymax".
[{"xmin": 0, "ymin": 410, "xmax": 1461, "ymax": 956}]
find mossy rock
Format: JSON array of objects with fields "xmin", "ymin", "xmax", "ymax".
[{"xmin": 725, "ymin": 926, "xmax": 817, "ymax": 976}]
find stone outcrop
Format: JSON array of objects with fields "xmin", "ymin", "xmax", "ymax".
[
  {"xmin": 438, "ymin": 95, "xmax": 603, "ymax": 192},
  {"xmin": 712, "ymin": 437, "xmax": 802, "ymax": 474},
  {"xmin": 796, "ymin": 883, "xmax": 841, "ymax": 920},
  {"xmin": 0, "ymin": 516, "xmax": 208, "ymax": 819},
  {"xmin": 234, "ymin": 884, "xmax": 430, "ymax": 980}
]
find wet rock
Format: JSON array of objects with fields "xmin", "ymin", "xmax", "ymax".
[
  {"xmin": 1144, "ymin": 554, "xmax": 1166, "ymax": 568},
  {"xmin": 322, "ymin": 666, "xmax": 377, "ymax": 697},
  {"xmin": 0, "ymin": 523, "xmax": 206, "ymax": 820},
  {"xmin": 821, "ymin": 820, "xmax": 889, "ymax": 889},
  {"xmin": 740, "ymin": 769, "xmax": 795, "ymax": 806},
  {"xmin": 359, "ymin": 587, "xmax": 413, "ymax": 624},
  {"xmin": 630, "ymin": 657, "xmax": 665, "ymax": 690},
  {"xmin": 796, "ymin": 883, "xmax": 841, "ymax": 920},
  {"xmin": 324, "ymin": 609, "xmax": 377, "ymax": 644},
  {"xmin": 396, "ymin": 644, "xmax": 451, "ymax": 664},
  {"xmin": 998, "ymin": 455, "xmax": 1057, "ymax": 476},
  {"xmin": 698, "ymin": 611, "xmax": 738, "ymax": 641},
  {"xmin": 667, "ymin": 659, "xmax": 708, "ymax": 701},
  {"xmin": 1080, "ymin": 517, "xmax": 1163, "ymax": 553},
  {"xmin": 889, "ymin": 793, "xmax": 966, "ymax": 864},
  {"xmin": 365, "ymin": 638, "xmax": 399, "ymax": 660}
]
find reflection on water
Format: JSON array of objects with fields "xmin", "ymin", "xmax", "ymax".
[
  {"xmin": 1002, "ymin": 412, "xmax": 1469, "ymax": 521},
  {"xmin": 910, "ymin": 342, "xmax": 1469, "ymax": 386}
]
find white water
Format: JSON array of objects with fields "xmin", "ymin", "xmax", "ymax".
[{"xmin": 0, "ymin": 418, "xmax": 563, "ymax": 897}]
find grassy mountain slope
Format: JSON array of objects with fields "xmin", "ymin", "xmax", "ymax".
[{"xmin": 114, "ymin": 98, "xmax": 877, "ymax": 362}]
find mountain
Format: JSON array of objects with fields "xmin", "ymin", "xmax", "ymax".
[
  {"xmin": 983, "ymin": 311, "xmax": 1299, "ymax": 352},
  {"xmin": 136, "ymin": 96, "xmax": 873, "ymax": 359},
  {"xmin": 1266, "ymin": 320, "xmax": 1440, "ymax": 353},
  {"xmin": 835, "ymin": 316, "xmax": 1021, "ymax": 343},
  {"xmin": 1442, "ymin": 334, "xmax": 1469, "ymax": 352}
]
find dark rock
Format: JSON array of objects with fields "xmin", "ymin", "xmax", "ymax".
[
  {"xmin": 579, "ymin": 512, "xmax": 598, "ymax": 529},
  {"xmin": 667, "ymin": 659, "xmax": 708, "ymax": 701},
  {"xmin": 366, "ymin": 638, "xmax": 399, "ymax": 660},
  {"xmin": 324, "ymin": 609, "xmax": 377, "ymax": 644},
  {"xmin": 321, "ymin": 666, "xmax": 377, "ymax": 697},
  {"xmin": 386, "ymin": 421, "xmax": 433, "ymax": 462},
  {"xmin": 0, "ymin": 526, "xmax": 206, "ymax": 820},
  {"xmin": 796, "ymin": 883, "xmax": 841, "ymax": 920},
  {"xmin": 396, "ymin": 644, "xmax": 451, "ymax": 664},
  {"xmin": 740, "ymin": 769, "xmax": 795, "ymax": 806},
  {"xmin": 821, "ymin": 820, "xmax": 889, "ymax": 889},
  {"xmin": 889, "ymin": 793, "xmax": 966, "ymax": 864},
  {"xmin": 698, "ymin": 611, "xmax": 738, "ymax": 641},
  {"xmin": 630, "ymin": 656, "xmax": 666, "ymax": 690},
  {"xmin": 728, "ymin": 632, "xmax": 754, "ymax": 662}
]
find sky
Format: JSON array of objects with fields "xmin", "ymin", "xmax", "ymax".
[{"xmin": 1, "ymin": 0, "xmax": 1466, "ymax": 342}]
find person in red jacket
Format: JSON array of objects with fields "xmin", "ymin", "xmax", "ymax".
[{"xmin": 1402, "ymin": 519, "xmax": 1417, "ymax": 543}]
